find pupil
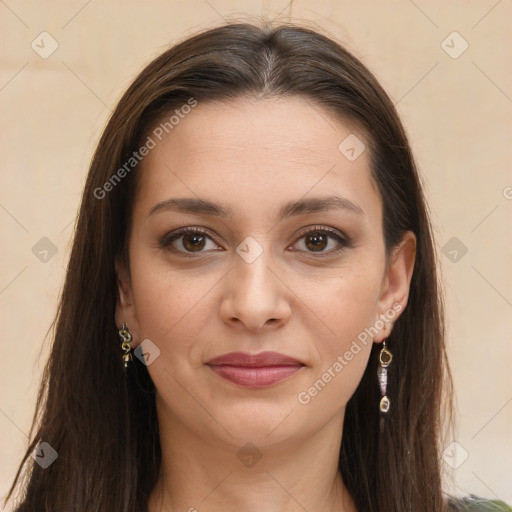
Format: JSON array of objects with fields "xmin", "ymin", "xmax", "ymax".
[
  {"xmin": 306, "ymin": 233, "xmax": 327, "ymax": 251},
  {"xmin": 184, "ymin": 233, "xmax": 205, "ymax": 251}
]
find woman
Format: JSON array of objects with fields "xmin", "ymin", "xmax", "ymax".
[{"xmin": 5, "ymin": 20, "xmax": 511, "ymax": 512}]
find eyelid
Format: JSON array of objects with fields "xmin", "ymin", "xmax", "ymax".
[
  {"xmin": 158, "ymin": 226, "xmax": 223, "ymax": 251},
  {"xmin": 292, "ymin": 224, "xmax": 348, "ymax": 244}
]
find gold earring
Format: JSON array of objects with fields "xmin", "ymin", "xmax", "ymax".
[
  {"xmin": 119, "ymin": 322, "xmax": 133, "ymax": 368},
  {"xmin": 377, "ymin": 339, "xmax": 392, "ymax": 413}
]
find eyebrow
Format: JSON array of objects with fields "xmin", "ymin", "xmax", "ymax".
[{"xmin": 148, "ymin": 195, "xmax": 364, "ymax": 220}]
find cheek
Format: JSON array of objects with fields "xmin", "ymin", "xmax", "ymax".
[
  {"xmin": 301, "ymin": 268, "xmax": 381, "ymax": 405},
  {"xmin": 316, "ymin": 264, "xmax": 383, "ymax": 345},
  {"xmin": 299, "ymin": 291, "xmax": 376, "ymax": 412},
  {"xmin": 129, "ymin": 264, "xmax": 210, "ymax": 399},
  {"xmin": 298, "ymin": 343, "xmax": 372, "ymax": 414},
  {"xmin": 129, "ymin": 251, "xmax": 213, "ymax": 339}
]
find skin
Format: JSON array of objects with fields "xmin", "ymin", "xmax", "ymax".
[{"xmin": 115, "ymin": 96, "xmax": 416, "ymax": 512}]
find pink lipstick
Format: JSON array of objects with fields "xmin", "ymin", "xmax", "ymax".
[{"xmin": 206, "ymin": 351, "xmax": 305, "ymax": 388}]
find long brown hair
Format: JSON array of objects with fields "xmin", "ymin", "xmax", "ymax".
[{"xmin": 6, "ymin": 19, "xmax": 454, "ymax": 511}]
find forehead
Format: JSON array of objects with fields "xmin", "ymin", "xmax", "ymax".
[{"xmin": 134, "ymin": 96, "xmax": 381, "ymax": 225}]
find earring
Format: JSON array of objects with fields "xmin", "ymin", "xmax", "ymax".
[
  {"xmin": 119, "ymin": 322, "xmax": 133, "ymax": 368},
  {"xmin": 377, "ymin": 339, "xmax": 392, "ymax": 413}
]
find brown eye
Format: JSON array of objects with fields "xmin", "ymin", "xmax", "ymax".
[
  {"xmin": 292, "ymin": 227, "xmax": 349, "ymax": 256},
  {"xmin": 304, "ymin": 232, "xmax": 329, "ymax": 252},
  {"xmin": 159, "ymin": 227, "xmax": 221, "ymax": 255},
  {"xmin": 181, "ymin": 232, "xmax": 207, "ymax": 252},
  {"xmin": 159, "ymin": 225, "xmax": 350, "ymax": 258}
]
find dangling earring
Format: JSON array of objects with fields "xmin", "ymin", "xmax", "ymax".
[
  {"xmin": 377, "ymin": 339, "xmax": 392, "ymax": 413},
  {"xmin": 119, "ymin": 322, "xmax": 133, "ymax": 368}
]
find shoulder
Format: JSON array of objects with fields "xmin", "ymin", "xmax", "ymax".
[{"xmin": 447, "ymin": 494, "xmax": 512, "ymax": 511}]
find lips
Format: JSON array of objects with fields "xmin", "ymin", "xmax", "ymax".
[
  {"xmin": 206, "ymin": 351, "xmax": 305, "ymax": 388},
  {"xmin": 206, "ymin": 351, "xmax": 304, "ymax": 367}
]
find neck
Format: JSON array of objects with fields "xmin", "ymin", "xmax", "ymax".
[{"xmin": 148, "ymin": 399, "xmax": 357, "ymax": 512}]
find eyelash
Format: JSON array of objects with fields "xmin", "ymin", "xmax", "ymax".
[{"xmin": 159, "ymin": 225, "xmax": 351, "ymax": 258}]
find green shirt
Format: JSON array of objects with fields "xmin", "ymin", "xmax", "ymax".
[{"xmin": 448, "ymin": 495, "xmax": 512, "ymax": 511}]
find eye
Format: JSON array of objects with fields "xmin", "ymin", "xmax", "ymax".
[
  {"xmin": 159, "ymin": 227, "xmax": 221, "ymax": 256},
  {"xmin": 290, "ymin": 225, "xmax": 350, "ymax": 256},
  {"xmin": 159, "ymin": 225, "xmax": 351, "ymax": 257}
]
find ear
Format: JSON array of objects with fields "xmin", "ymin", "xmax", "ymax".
[
  {"xmin": 374, "ymin": 230, "xmax": 416, "ymax": 343},
  {"xmin": 115, "ymin": 256, "xmax": 140, "ymax": 347}
]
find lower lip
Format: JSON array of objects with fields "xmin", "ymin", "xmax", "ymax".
[{"xmin": 207, "ymin": 364, "xmax": 304, "ymax": 388}]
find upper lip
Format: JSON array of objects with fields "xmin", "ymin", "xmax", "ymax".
[{"xmin": 206, "ymin": 351, "xmax": 304, "ymax": 367}]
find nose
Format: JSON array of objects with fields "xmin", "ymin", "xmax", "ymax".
[{"xmin": 219, "ymin": 245, "xmax": 291, "ymax": 333}]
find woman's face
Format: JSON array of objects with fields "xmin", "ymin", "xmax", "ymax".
[{"xmin": 116, "ymin": 96, "xmax": 415, "ymax": 450}]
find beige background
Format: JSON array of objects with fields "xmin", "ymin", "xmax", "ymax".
[{"xmin": 1, "ymin": 0, "xmax": 511, "ymax": 507}]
